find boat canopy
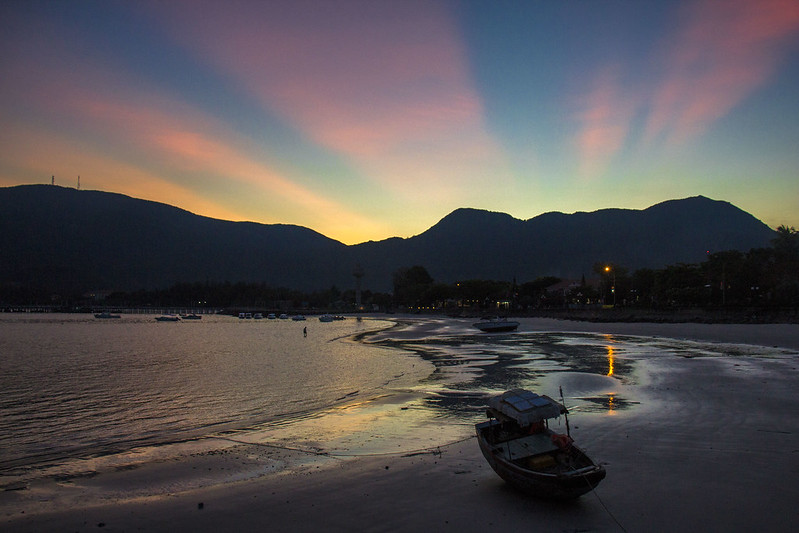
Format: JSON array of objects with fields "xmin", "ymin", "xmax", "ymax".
[{"xmin": 488, "ymin": 389, "xmax": 566, "ymax": 425}]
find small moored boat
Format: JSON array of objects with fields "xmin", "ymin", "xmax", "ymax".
[
  {"xmin": 318, "ymin": 314, "xmax": 334, "ymax": 322},
  {"xmin": 94, "ymin": 312, "xmax": 121, "ymax": 319},
  {"xmin": 155, "ymin": 314, "xmax": 181, "ymax": 322},
  {"xmin": 473, "ymin": 316, "xmax": 520, "ymax": 333},
  {"xmin": 475, "ymin": 389, "xmax": 605, "ymax": 498}
]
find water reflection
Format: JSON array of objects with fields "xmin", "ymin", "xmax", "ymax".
[
  {"xmin": 607, "ymin": 346, "xmax": 615, "ymax": 377},
  {"xmin": 374, "ymin": 332, "xmax": 637, "ymax": 420},
  {"xmin": 580, "ymin": 393, "xmax": 639, "ymax": 413}
]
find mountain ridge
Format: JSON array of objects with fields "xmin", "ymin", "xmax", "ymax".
[{"xmin": 0, "ymin": 185, "xmax": 777, "ymax": 294}]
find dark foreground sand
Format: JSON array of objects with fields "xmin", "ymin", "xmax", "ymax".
[{"xmin": 2, "ymin": 318, "xmax": 798, "ymax": 532}]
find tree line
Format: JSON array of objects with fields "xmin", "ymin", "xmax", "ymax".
[
  {"xmin": 2, "ymin": 226, "xmax": 796, "ymax": 313},
  {"xmin": 390, "ymin": 225, "xmax": 799, "ymax": 311}
]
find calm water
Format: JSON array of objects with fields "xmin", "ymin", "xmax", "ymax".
[
  {"xmin": 0, "ymin": 314, "xmax": 413, "ymax": 473},
  {"xmin": 2, "ymin": 313, "xmax": 785, "ymax": 480}
]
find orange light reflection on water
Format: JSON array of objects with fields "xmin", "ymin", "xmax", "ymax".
[
  {"xmin": 604, "ymin": 338, "xmax": 617, "ymax": 414},
  {"xmin": 606, "ymin": 345, "xmax": 615, "ymax": 377}
]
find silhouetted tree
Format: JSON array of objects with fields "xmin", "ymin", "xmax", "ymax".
[
  {"xmin": 455, "ymin": 279, "xmax": 513, "ymax": 309},
  {"xmin": 426, "ymin": 283, "xmax": 455, "ymax": 308},
  {"xmin": 770, "ymin": 225, "xmax": 799, "ymax": 306},
  {"xmin": 517, "ymin": 277, "xmax": 560, "ymax": 308},
  {"xmin": 631, "ymin": 268, "xmax": 655, "ymax": 306},
  {"xmin": 392, "ymin": 265, "xmax": 434, "ymax": 307}
]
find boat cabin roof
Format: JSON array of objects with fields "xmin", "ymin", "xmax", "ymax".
[{"xmin": 487, "ymin": 389, "xmax": 566, "ymax": 426}]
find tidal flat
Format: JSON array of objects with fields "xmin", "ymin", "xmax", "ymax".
[{"xmin": 2, "ymin": 315, "xmax": 798, "ymax": 532}]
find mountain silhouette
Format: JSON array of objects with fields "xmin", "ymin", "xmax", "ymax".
[{"xmin": 0, "ymin": 185, "xmax": 776, "ymax": 294}]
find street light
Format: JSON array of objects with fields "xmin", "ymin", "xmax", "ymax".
[{"xmin": 605, "ymin": 266, "xmax": 616, "ymax": 306}]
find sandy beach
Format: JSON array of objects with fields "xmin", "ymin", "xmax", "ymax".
[{"xmin": 2, "ymin": 317, "xmax": 799, "ymax": 532}]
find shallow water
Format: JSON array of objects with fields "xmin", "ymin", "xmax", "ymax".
[
  {"xmin": 2, "ymin": 313, "xmax": 793, "ymax": 482},
  {"xmin": 0, "ymin": 313, "xmax": 413, "ymax": 473}
]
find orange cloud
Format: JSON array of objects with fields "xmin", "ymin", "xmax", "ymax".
[
  {"xmin": 71, "ymin": 97, "xmax": 386, "ymax": 241},
  {"xmin": 0, "ymin": 121, "xmax": 242, "ymax": 221},
  {"xmin": 2, "ymin": 46, "xmax": 384, "ymax": 243},
  {"xmin": 644, "ymin": 0, "xmax": 799, "ymax": 145}
]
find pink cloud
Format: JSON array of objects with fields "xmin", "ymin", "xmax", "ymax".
[
  {"xmin": 573, "ymin": 66, "xmax": 637, "ymax": 179},
  {"xmin": 71, "ymin": 96, "xmax": 384, "ymax": 239},
  {"xmin": 644, "ymin": 0, "xmax": 799, "ymax": 145},
  {"xmin": 572, "ymin": 0, "xmax": 799, "ymax": 176},
  {"xmin": 148, "ymin": 0, "xmax": 503, "ymax": 193}
]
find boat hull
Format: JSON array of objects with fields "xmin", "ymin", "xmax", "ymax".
[
  {"xmin": 473, "ymin": 320, "xmax": 520, "ymax": 332},
  {"xmin": 474, "ymin": 323, "xmax": 519, "ymax": 332},
  {"xmin": 476, "ymin": 425, "xmax": 605, "ymax": 499}
]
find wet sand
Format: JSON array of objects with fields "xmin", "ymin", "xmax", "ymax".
[{"xmin": 2, "ymin": 318, "xmax": 799, "ymax": 532}]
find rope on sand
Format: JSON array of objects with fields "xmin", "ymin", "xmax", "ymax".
[
  {"xmin": 214, "ymin": 434, "xmax": 476, "ymax": 459},
  {"xmin": 582, "ymin": 473, "xmax": 628, "ymax": 533}
]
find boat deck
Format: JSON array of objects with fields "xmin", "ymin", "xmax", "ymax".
[{"xmin": 493, "ymin": 433, "xmax": 559, "ymax": 462}]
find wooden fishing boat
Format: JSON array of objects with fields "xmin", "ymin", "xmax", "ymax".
[{"xmin": 476, "ymin": 389, "xmax": 605, "ymax": 498}]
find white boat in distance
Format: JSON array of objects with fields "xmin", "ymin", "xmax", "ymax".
[
  {"xmin": 318, "ymin": 314, "xmax": 334, "ymax": 322},
  {"xmin": 473, "ymin": 316, "xmax": 520, "ymax": 333},
  {"xmin": 155, "ymin": 314, "xmax": 180, "ymax": 322}
]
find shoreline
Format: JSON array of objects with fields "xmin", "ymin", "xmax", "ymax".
[
  {"xmin": 370, "ymin": 314, "xmax": 799, "ymax": 351},
  {"xmin": 3, "ymin": 317, "xmax": 798, "ymax": 532},
  {"xmin": 515, "ymin": 316, "xmax": 799, "ymax": 351}
]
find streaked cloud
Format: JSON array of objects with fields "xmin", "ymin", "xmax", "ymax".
[
  {"xmin": 0, "ymin": 13, "xmax": 385, "ymax": 243},
  {"xmin": 148, "ymin": 0, "xmax": 507, "ymax": 202},
  {"xmin": 2, "ymin": 1, "xmax": 797, "ymax": 242},
  {"xmin": 571, "ymin": 0, "xmax": 799, "ymax": 181},
  {"xmin": 73, "ymin": 95, "xmax": 387, "ymax": 242},
  {"xmin": 0, "ymin": 121, "xmax": 243, "ymax": 222},
  {"xmin": 572, "ymin": 66, "xmax": 637, "ymax": 180},
  {"xmin": 644, "ymin": 0, "xmax": 799, "ymax": 145}
]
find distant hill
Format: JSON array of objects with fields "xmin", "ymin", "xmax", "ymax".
[
  {"xmin": 0, "ymin": 185, "xmax": 348, "ymax": 293},
  {"xmin": 350, "ymin": 197, "xmax": 776, "ymax": 289},
  {"xmin": 0, "ymin": 185, "xmax": 777, "ymax": 294}
]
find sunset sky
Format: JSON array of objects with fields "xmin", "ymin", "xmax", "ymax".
[{"xmin": 2, "ymin": 0, "xmax": 798, "ymax": 244}]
